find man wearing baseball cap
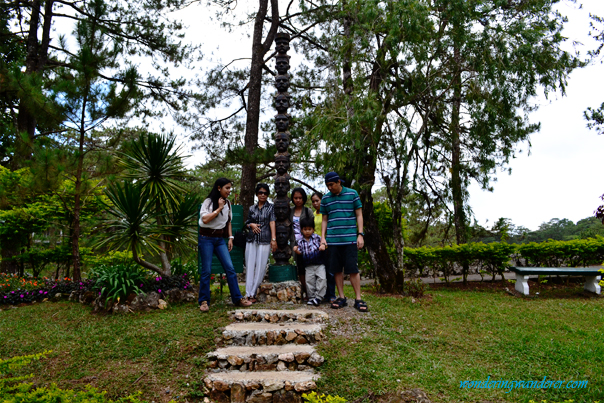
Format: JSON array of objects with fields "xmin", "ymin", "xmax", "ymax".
[{"xmin": 319, "ymin": 172, "xmax": 368, "ymax": 312}]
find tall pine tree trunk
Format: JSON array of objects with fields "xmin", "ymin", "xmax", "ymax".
[
  {"xmin": 450, "ymin": 42, "xmax": 469, "ymax": 284},
  {"xmin": 71, "ymin": 128, "xmax": 84, "ymax": 282}
]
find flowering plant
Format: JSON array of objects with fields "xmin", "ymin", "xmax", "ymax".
[{"xmin": 0, "ymin": 275, "xmax": 95, "ymax": 305}]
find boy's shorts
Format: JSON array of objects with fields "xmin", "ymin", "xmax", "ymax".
[{"xmin": 328, "ymin": 244, "xmax": 359, "ymax": 275}]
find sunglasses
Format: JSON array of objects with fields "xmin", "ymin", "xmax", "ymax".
[{"xmin": 257, "ymin": 191, "xmax": 269, "ymax": 196}]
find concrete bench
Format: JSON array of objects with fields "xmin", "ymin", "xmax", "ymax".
[{"xmin": 509, "ymin": 267, "xmax": 602, "ymax": 295}]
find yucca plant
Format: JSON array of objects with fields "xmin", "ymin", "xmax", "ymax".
[
  {"xmin": 90, "ymin": 263, "xmax": 147, "ymax": 304},
  {"xmin": 96, "ymin": 132, "xmax": 201, "ymax": 276},
  {"xmin": 95, "ymin": 181, "xmax": 169, "ymax": 275},
  {"xmin": 119, "ymin": 132, "xmax": 188, "ymax": 209}
]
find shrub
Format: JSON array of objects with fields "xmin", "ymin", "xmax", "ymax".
[
  {"xmin": 402, "ymin": 238, "xmax": 604, "ymax": 282},
  {"xmin": 0, "ymin": 350, "xmax": 50, "ymax": 387},
  {"xmin": 0, "ymin": 275, "xmax": 95, "ymax": 305},
  {"xmin": 82, "ymin": 249, "xmax": 134, "ymax": 269},
  {"xmin": 404, "ymin": 278, "xmax": 426, "ymax": 298},
  {"xmin": 404, "ymin": 242, "xmax": 515, "ymax": 282},
  {"xmin": 0, "ymin": 351, "xmax": 148, "ymax": 402},
  {"xmin": 143, "ymin": 274, "xmax": 192, "ymax": 297},
  {"xmin": 302, "ymin": 391, "xmax": 347, "ymax": 403},
  {"xmin": 170, "ymin": 258, "xmax": 199, "ymax": 284},
  {"xmin": 90, "ymin": 263, "xmax": 146, "ymax": 303},
  {"xmin": 517, "ymin": 238, "xmax": 604, "ymax": 267},
  {"xmin": 0, "ymin": 383, "xmax": 147, "ymax": 402}
]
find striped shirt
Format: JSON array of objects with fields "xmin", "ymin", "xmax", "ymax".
[
  {"xmin": 320, "ymin": 187, "xmax": 362, "ymax": 245},
  {"xmin": 245, "ymin": 202, "xmax": 276, "ymax": 244},
  {"xmin": 297, "ymin": 233, "xmax": 324, "ymax": 265}
]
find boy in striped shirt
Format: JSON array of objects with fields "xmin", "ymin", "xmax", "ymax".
[{"xmin": 319, "ymin": 172, "xmax": 368, "ymax": 312}]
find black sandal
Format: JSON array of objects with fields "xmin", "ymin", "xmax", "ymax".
[
  {"xmin": 331, "ymin": 297, "xmax": 347, "ymax": 309},
  {"xmin": 354, "ymin": 299, "xmax": 368, "ymax": 312}
]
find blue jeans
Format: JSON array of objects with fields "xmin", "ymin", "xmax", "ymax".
[{"xmin": 198, "ymin": 235, "xmax": 243, "ymax": 305}]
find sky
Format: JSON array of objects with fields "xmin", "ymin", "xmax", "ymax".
[
  {"xmin": 467, "ymin": 1, "xmax": 604, "ymax": 230},
  {"xmin": 168, "ymin": 0, "xmax": 604, "ymax": 231}
]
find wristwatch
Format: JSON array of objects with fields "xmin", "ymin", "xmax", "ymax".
[
  {"xmin": 228, "ymin": 236, "xmax": 234, "ymax": 239},
  {"xmin": 357, "ymin": 232, "xmax": 365, "ymax": 237},
  {"xmin": 271, "ymin": 238, "xmax": 276, "ymax": 242}
]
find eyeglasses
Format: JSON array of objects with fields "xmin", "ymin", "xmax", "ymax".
[{"xmin": 257, "ymin": 191, "xmax": 269, "ymax": 196}]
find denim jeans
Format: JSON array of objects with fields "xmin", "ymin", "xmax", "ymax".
[{"xmin": 198, "ymin": 235, "xmax": 243, "ymax": 305}]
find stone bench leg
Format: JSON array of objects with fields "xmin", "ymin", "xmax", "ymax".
[
  {"xmin": 515, "ymin": 274, "xmax": 530, "ymax": 295},
  {"xmin": 584, "ymin": 276, "xmax": 601, "ymax": 294}
]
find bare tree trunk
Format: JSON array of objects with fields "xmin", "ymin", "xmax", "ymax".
[
  {"xmin": 359, "ymin": 159, "xmax": 404, "ymax": 293},
  {"xmin": 154, "ymin": 201, "xmax": 172, "ymax": 275},
  {"xmin": 132, "ymin": 241, "xmax": 169, "ymax": 276},
  {"xmin": 0, "ymin": 239, "xmax": 21, "ymax": 274},
  {"xmin": 450, "ymin": 42, "xmax": 469, "ymax": 284},
  {"xmin": 241, "ymin": 0, "xmax": 279, "ymax": 219},
  {"xmin": 71, "ymin": 123, "xmax": 85, "ymax": 282}
]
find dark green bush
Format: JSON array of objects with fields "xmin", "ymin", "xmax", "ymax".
[
  {"xmin": 170, "ymin": 258, "xmax": 199, "ymax": 283},
  {"xmin": 90, "ymin": 263, "xmax": 146, "ymax": 303},
  {"xmin": 404, "ymin": 278, "xmax": 426, "ymax": 298},
  {"xmin": 143, "ymin": 273, "xmax": 192, "ymax": 297},
  {"xmin": 516, "ymin": 237, "xmax": 604, "ymax": 267},
  {"xmin": 402, "ymin": 238, "xmax": 603, "ymax": 282}
]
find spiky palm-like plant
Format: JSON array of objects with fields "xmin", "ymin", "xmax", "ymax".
[
  {"xmin": 97, "ymin": 132, "xmax": 200, "ymax": 275},
  {"xmin": 96, "ymin": 181, "xmax": 168, "ymax": 275}
]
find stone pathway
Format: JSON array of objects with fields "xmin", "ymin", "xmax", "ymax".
[{"xmin": 203, "ymin": 309, "xmax": 328, "ymax": 403}]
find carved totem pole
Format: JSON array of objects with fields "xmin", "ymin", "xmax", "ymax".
[{"xmin": 273, "ymin": 32, "xmax": 293, "ymax": 266}]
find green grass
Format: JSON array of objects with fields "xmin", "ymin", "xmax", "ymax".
[
  {"xmin": 317, "ymin": 285, "xmax": 604, "ymax": 403},
  {"xmin": 0, "ymin": 288, "xmax": 233, "ymax": 401},
  {"xmin": 1, "ymin": 284, "xmax": 603, "ymax": 402}
]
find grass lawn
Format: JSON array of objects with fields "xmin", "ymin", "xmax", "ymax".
[{"xmin": 1, "ymin": 283, "xmax": 603, "ymax": 403}]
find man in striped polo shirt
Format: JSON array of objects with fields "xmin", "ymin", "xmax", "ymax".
[{"xmin": 319, "ymin": 172, "xmax": 368, "ymax": 312}]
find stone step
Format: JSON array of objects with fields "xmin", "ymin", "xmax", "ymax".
[
  {"xmin": 223, "ymin": 322, "xmax": 325, "ymax": 346},
  {"xmin": 204, "ymin": 371, "xmax": 319, "ymax": 403},
  {"xmin": 207, "ymin": 345, "xmax": 324, "ymax": 372},
  {"xmin": 230, "ymin": 309, "xmax": 329, "ymax": 324}
]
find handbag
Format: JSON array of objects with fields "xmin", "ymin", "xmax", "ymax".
[{"xmin": 233, "ymin": 224, "xmax": 249, "ymax": 249}]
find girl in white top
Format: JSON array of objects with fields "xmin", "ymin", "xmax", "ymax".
[{"xmin": 198, "ymin": 178, "xmax": 252, "ymax": 312}]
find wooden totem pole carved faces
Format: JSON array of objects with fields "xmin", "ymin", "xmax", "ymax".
[
  {"xmin": 275, "ymin": 132, "xmax": 290, "ymax": 153},
  {"xmin": 274, "ymin": 174, "xmax": 291, "ymax": 197},
  {"xmin": 275, "ymin": 55, "xmax": 290, "ymax": 75},
  {"xmin": 275, "ymin": 114, "xmax": 290, "ymax": 132},
  {"xmin": 274, "ymin": 94, "xmax": 291, "ymax": 113},
  {"xmin": 273, "ymin": 32, "xmax": 293, "ymax": 266},
  {"xmin": 275, "ymin": 75, "xmax": 290, "ymax": 93},
  {"xmin": 275, "ymin": 154, "xmax": 291, "ymax": 175}
]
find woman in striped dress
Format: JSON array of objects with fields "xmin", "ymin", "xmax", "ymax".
[{"xmin": 244, "ymin": 183, "xmax": 277, "ymax": 302}]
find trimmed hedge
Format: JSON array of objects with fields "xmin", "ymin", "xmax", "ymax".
[{"xmin": 401, "ymin": 237, "xmax": 604, "ymax": 282}]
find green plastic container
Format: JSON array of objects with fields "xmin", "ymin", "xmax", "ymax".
[
  {"xmin": 197, "ymin": 204, "xmax": 245, "ymax": 275},
  {"xmin": 268, "ymin": 264, "xmax": 297, "ymax": 283}
]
